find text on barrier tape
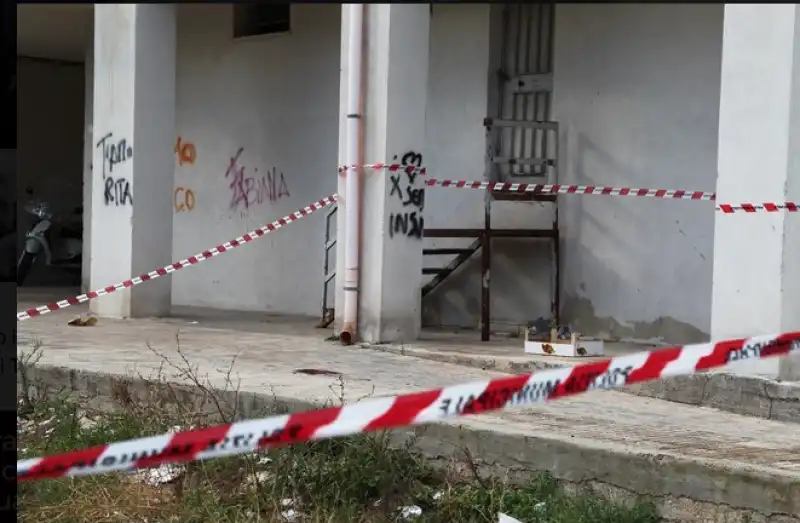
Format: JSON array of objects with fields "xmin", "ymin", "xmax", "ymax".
[{"xmin": 17, "ymin": 332, "xmax": 800, "ymax": 482}]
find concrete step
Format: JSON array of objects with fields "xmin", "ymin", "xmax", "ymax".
[
  {"xmin": 626, "ymin": 372, "xmax": 800, "ymax": 423},
  {"xmin": 362, "ymin": 336, "xmax": 800, "ymax": 425},
  {"xmin": 16, "ymin": 307, "xmax": 800, "ymax": 522}
]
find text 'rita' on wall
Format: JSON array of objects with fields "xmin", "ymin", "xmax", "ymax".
[{"xmin": 96, "ymin": 132, "xmax": 133, "ymax": 207}]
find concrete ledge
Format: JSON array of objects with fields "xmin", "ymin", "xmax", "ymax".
[
  {"xmin": 20, "ymin": 363, "xmax": 800, "ymax": 523},
  {"xmin": 626, "ymin": 373, "xmax": 800, "ymax": 423},
  {"xmin": 362, "ymin": 344, "xmax": 800, "ymax": 424}
]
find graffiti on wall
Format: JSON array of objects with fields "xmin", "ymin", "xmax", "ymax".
[
  {"xmin": 388, "ymin": 151, "xmax": 424, "ymax": 240},
  {"xmin": 174, "ymin": 187, "xmax": 196, "ymax": 212},
  {"xmin": 175, "ymin": 136, "xmax": 197, "ymax": 166},
  {"xmin": 174, "ymin": 136, "xmax": 197, "ymax": 212},
  {"xmin": 96, "ymin": 132, "xmax": 133, "ymax": 206},
  {"xmin": 225, "ymin": 147, "xmax": 291, "ymax": 211}
]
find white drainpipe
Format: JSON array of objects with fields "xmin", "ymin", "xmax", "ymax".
[{"xmin": 339, "ymin": 3, "xmax": 364, "ymax": 345}]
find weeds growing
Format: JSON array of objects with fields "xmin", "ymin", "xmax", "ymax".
[
  {"xmin": 17, "ymin": 341, "xmax": 661, "ymax": 523},
  {"xmin": 17, "ymin": 393, "xmax": 661, "ymax": 523}
]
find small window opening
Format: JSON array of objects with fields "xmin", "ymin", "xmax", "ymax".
[{"xmin": 234, "ymin": 5, "xmax": 291, "ymax": 39}]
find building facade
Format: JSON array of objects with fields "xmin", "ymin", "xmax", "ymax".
[{"xmin": 16, "ymin": 4, "xmax": 799, "ymax": 378}]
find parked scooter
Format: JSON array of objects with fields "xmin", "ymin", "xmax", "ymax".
[{"xmin": 17, "ymin": 200, "xmax": 82, "ymax": 286}]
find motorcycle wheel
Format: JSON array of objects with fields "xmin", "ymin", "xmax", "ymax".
[{"xmin": 17, "ymin": 252, "xmax": 36, "ymax": 286}]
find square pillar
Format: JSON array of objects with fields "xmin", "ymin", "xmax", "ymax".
[
  {"xmin": 710, "ymin": 4, "xmax": 800, "ymax": 379},
  {"xmin": 335, "ymin": 4, "xmax": 430, "ymax": 343},
  {"xmin": 89, "ymin": 5, "xmax": 176, "ymax": 318},
  {"xmin": 81, "ymin": 36, "xmax": 93, "ymax": 293}
]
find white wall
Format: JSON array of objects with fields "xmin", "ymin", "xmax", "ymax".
[
  {"xmin": 170, "ymin": 4, "xmax": 340, "ymax": 315},
  {"xmin": 143, "ymin": 4, "xmax": 725, "ymax": 342},
  {"xmin": 169, "ymin": 3, "xmax": 544, "ymax": 323},
  {"xmin": 553, "ymin": 4, "xmax": 723, "ymax": 343},
  {"xmin": 17, "ymin": 57, "xmax": 85, "ymax": 286},
  {"xmin": 422, "ymin": 4, "xmax": 555, "ymax": 331}
]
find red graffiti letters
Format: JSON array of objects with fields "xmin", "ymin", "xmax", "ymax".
[{"xmin": 225, "ymin": 148, "xmax": 291, "ymax": 211}]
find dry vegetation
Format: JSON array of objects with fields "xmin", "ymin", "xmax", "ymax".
[{"xmin": 17, "ymin": 342, "xmax": 661, "ymax": 523}]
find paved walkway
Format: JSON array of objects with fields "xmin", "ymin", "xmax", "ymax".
[{"xmin": 16, "ymin": 289, "xmax": 800, "ymax": 521}]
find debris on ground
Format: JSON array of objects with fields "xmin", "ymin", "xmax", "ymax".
[
  {"xmin": 132, "ymin": 464, "xmax": 186, "ymax": 486},
  {"xmin": 67, "ymin": 314, "xmax": 98, "ymax": 327},
  {"xmin": 526, "ymin": 317, "xmax": 575, "ymax": 341},
  {"xmin": 293, "ymin": 368, "xmax": 343, "ymax": 377},
  {"xmin": 398, "ymin": 505, "xmax": 423, "ymax": 519},
  {"xmin": 526, "ymin": 317, "xmax": 551, "ymax": 340},
  {"xmin": 555, "ymin": 324, "xmax": 572, "ymax": 340}
]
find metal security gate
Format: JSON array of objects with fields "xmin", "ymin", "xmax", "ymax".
[
  {"xmin": 493, "ymin": 3, "xmax": 556, "ymax": 181},
  {"xmin": 479, "ymin": 3, "xmax": 559, "ymax": 341}
]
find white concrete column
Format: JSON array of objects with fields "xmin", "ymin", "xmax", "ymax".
[
  {"xmin": 89, "ymin": 5, "xmax": 176, "ymax": 318},
  {"xmin": 711, "ymin": 4, "xmax": 800, "ymax": 379},
  {"xmin": 81, "ymin": 36, "xmax": 93, "ymax": 293},
  {"xmin": 335, "ymin": 4, "xmax": 430, "ymax": 343}
]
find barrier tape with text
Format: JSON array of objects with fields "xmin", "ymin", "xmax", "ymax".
[
  {"xmin": 16, "ymin": 195, "xmax": 338, "ymax": 321},
  {"xmin": 17, "ymin": 332, "xmax": 800, "ymax": 482}
]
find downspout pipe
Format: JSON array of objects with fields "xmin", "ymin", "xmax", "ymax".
[{"xmin": 339, "ymin": 3, "xmax": 364, "ymax": 345}]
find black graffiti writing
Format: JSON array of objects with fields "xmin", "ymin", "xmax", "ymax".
[
  {"xmin": 389, "ymin": 211, "xmax": 424, "ymax": 239},
  {"xmin": 388, "ymin": 151, "xmax": 425, "ymax": 240},
  {"xmin": 389, "ymin": 175, "xmax": 425, "ymax": 209},
  {"xmin": 96, "ymin": 132, "xmax": 134, "ymax": 206},
  {"xmin": 104, "ymin": 176, "xmax": 133, "ymax": 206},
  {"xmin": 96, "ymin": 132, "xmax": 133, "ymax": 178},
  {"xmin": 400, "ymin": 151, "xmax": 423, "ymax": 174},
  {"xmin": 389, "ymin": 151, "xmax": 425, "ymax": 210}
]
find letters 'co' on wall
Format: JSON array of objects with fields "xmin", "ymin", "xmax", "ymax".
[
  {"xmin": 174, "ymin": 136, "xmax": 197, "ymax": 213},
  {"xmin": 388, "ymin": 151, "xmax": 424, "ymax": 240}
]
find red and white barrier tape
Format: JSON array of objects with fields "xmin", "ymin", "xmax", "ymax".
[
  {"xmin": 17, "ymin": 331, "xmax": 800, "ymax": 482},
  {"xmin": 423, "ymin": 178, "xmax": 716, "ymax": 201},
  {"xmin": 16, "ymin": 195, "xmax": 338, "ymax": 322},
  {"xmin": 338, "ymin": 163, "xmax": 426, "ymax": 175},
  {"xmin": 424, "ymin": 178, "xmax": 799, "ymax": 212},
  {"xmin": 716, "ymin": 202, "xmax": 799, "ymax": 213}
]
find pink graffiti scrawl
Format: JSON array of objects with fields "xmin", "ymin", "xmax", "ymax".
[
  {"xmin": 225, "ymin": 148, "xmax": 291, "ymax": 211},
  {"xmin": 226, "ymin": 147, "xmax": 249, "ymax": 209}
]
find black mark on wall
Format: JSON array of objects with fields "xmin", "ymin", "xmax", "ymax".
[
  {"xmin": 388, "ymin": 151, "xmax": 424, "ymax": 240},
  {"xmin": 96, "ymin": 132, "xmax": 133, "ymax": 206}
]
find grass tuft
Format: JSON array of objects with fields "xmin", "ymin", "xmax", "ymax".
[{"xmin": 18, "ymin": 394, "xmax": 661, "ymax": 523}]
